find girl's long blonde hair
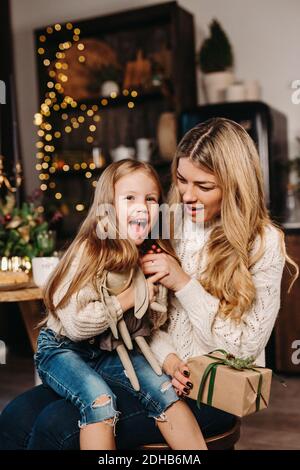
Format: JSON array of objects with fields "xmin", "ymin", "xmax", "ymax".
[
  {"xmin": 43, "ymin": 159, "xmax": 177, "ymax": 319},
  {"xmin": 169, "ymin": 118, "xmax": 298, "ymax": 321}
]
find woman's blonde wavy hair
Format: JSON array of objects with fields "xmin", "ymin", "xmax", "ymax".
[
  {"xmin": 43, "ymin": 159, "xmax": 177, "ymax": 325},
  {"xmin": 169, "ymin": 117, "xmax": 298, "ymax": 321}
]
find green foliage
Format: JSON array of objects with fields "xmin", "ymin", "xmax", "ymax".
[
  {"xmin": 199, "ymin": 19, "xmax": 234, "ymax": 73},
  {"xmin": 0, "ymin": 194, "xmax": 55, "ymax": 258}
]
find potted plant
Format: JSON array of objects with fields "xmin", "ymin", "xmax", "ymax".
[
  {"xmin": 198, "ymin": 19, "xmax": 234, "ymax": 103},
  {"xmin": 0, "ymin": 191, "xmax": 62, "ymax": 285}
]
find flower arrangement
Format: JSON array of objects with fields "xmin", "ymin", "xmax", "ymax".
[{"xmin": 0, "ymin": 190, "xmax": 62, "ymax": 259}]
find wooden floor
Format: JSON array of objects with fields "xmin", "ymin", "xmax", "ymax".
[
  {"xmin": 0, "ymin": 353, "xmax": 299, "ymax": 450},
  {"xmin": 236, "ymin": 374, "xmax": 300, "ymax": 450}
]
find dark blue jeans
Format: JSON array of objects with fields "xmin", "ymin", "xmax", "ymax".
[
  {"xmin": 0, "ymin": 383, "xmax": 235, "ymax": 449},
  {"xmin": 35, "ymin": 328, "xmax": 179, "ymax": 427}
]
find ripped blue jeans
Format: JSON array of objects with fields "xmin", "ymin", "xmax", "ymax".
[{"xmin": 34, "ymin": 328, "xmax": 179, "ymax": 430}]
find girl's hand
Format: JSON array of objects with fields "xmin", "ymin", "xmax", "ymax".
[
  {"xmin": 140, "ymin": 253, "xmax": 191, "ymax": 292},
  {"xmin": 117, "ymin": 284, "xmax": 135, "ymax": 312},
  {"xmin": 117, "ymin": 272, "xmax": 167, "ymax": 311},
  {"xmin": 163, "ymin": 353, "xmax": 193, "ymax": 397}
]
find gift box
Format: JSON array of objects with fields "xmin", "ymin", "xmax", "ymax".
[{"xmin": 187, "ymin": 350, "xmax": 272, "ymax": 417}]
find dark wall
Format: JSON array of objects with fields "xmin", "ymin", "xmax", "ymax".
[
  {"xmin": 0, "ymin": 0, "xmax": 21, "ymax": 191},
  {"xmin": 0, "ymin": 1, "xmax": 29, "ymax": 355},
  {"xmin": 0, "ymin": 0, "xmax": 15, "ymax": 173}
]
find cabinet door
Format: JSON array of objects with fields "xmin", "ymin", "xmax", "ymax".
[{"xmin": 275, "ymin": 234, "xmax": 300, "ymax": 373}]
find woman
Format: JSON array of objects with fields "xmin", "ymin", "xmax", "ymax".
[
  {"xmin": 143, "ymin": 118, "xmax": 297, "ymax": 383},
  {"xmin": 0, "ymin": 118, "xmax": 297, "ymax": 450}
]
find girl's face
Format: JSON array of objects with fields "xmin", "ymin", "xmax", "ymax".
[
  {"xmin": 176, "ymin": 158, "xmax": 222, "ymax": 223},
  {"xmin": 114, "ymin": 170, "xmax": 160, "ymax": 245}
]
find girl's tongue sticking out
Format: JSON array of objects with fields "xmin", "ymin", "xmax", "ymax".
[{"xmin": 128, "ymin": 216, "xmax": 149, "ymax": 240}]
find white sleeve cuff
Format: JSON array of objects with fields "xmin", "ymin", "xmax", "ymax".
[{"xmin": 149, "ymin": 331, "xmax": 178, "ymax": 368}]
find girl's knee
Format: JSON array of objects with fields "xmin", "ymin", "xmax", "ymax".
[
  {"xmin": 152, "ymin": 376, "xmax": 176, "ymax": 399},
  {"xmin": 160, "ymin": 379, "xmax": 174, "ymax": 394},
  {"xmin": 79, "ymin": 393, "xmax": 120, "ymax": 431},
  {"xmin": 140, "ymin": 376, "xmax": 179, "ymax": 419}
]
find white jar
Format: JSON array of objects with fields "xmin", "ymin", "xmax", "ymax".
[
  {"xmin": 101, "ymin": 81, "xmax": 120, "ymax": 97},
  {"xmin": 136, "ymin": 138, "xmax": 154, "ymax": 162},
  {"xmin": 32, "ymin": 256, "xmax": 59, "ymax": 288}
]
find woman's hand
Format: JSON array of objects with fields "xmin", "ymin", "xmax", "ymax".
[
  {"xmin": 140, "ymin": 253, "xmax": 191, "ymax": 292},
  {"xmin": 163, "ymin": 353, "xmax": 194, "ymax": 397}
]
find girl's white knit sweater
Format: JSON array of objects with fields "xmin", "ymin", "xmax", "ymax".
[
  {"xmin": 46, "ymin": 248, "xmax": 124, "ymax": 341},
  {"xmin": 150, "ymin": 217, "xmax": 286, "ymax": 367}
]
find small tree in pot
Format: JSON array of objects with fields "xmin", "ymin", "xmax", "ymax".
[{"xmin": 198, "ymin": 19, "xmax": 234, "ymax": 103}]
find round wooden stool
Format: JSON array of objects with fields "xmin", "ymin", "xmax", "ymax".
[{"xmin": 139, "ymin": 418, "xmax": 241, "ymax": 451}]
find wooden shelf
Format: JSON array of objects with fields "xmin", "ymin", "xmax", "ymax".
[
  {"xmin": 35, "ymin": 2, "xmax": 196, "ymax": 241},
  {"xmin": 72, "ymin": 90, "xmax": 164, "ymax": 109},
  {"xmin": 51, "ymin": 159, "xmax": 171, "ymax": 177},
  {"xmin": 48, "ymin": 90, "xmax": 164, "ymax": 116},
  {"xmin": 283, "ymin": 221, "xmax": 300, "ymax": 230}
]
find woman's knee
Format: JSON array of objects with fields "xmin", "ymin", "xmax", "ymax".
[
  {"xmin": 0, "ymin": 398, "xmax": 29, "ymax": 450},
  {"xmin": 186, "ymin": 399, "xmax": 236, "ymax": 437},
  {"xmin": 0, "ymin": 385, "xmax": 59, "ymax": 450},
  {"xmin": 27, "ymin": 399, "xmax": 80, "ymax": 450}
]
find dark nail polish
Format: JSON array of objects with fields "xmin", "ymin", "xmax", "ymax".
[
  {"xmin": 183, "ymin": 370, "xmax": 190, "ymax": 378},
  {"xmin": 186, "ymin": 381, "xmax": 193, "ymax": 389},
  {"xmin": 183, "ymin": 387, "xmax": 190, "ymax": 395}
]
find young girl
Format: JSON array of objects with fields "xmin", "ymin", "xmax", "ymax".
[{"xmin": 34, "ymin": 159, "xmax": 207, "ymax": 450}]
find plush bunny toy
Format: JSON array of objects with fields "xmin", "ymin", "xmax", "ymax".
[{"xmin": 96, "ymin": 242, "xmax": 168, "ymax": 391}]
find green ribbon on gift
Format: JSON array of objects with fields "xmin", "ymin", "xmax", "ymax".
[{"xmin": 196, "ymin": 349, "xmax": 263, "ymax": 412}]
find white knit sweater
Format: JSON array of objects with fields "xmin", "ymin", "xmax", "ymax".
[{"xmin": 150, "ymin": 217, "xmax": 286, "ymax": 367}]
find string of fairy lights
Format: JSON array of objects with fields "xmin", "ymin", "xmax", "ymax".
[{"xmin": 34, "ymin": 22, "xmax": 138, "ymax": 212}]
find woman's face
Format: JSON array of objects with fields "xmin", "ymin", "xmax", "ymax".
[
  {"xmin": 114, "ymin": 170, "xmax": 160, "ymax": 245},
  {"xmin": 176, "ymin": 158, "xmax": 222, "ymax": 223}
]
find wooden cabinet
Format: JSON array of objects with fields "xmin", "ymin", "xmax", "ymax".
[
  {"xmin": 34, "ymin": 2, "xmax": 197, "ymax": 242},
  {"xmin": 274, "ymin": 232, "xmax": 300, "ymax": 373},
  {"xmin": 0, "ymin": 0, "xmax": 23, "ymax": 201}
]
